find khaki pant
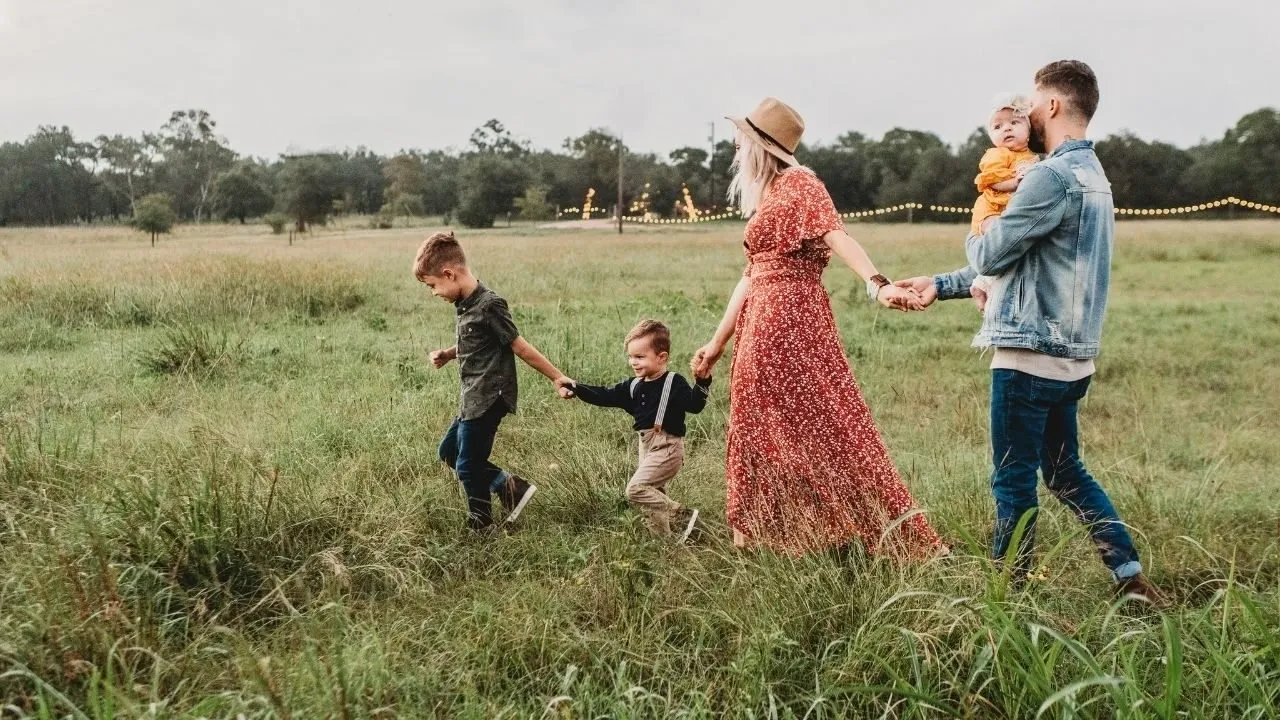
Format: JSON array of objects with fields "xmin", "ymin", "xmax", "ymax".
[{"xmin": 627, "ymin": 430, "xmax": 685, "ymax": 535}]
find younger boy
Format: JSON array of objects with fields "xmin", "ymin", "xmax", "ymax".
[
  {"xmin": 562, "ymin": 320, "xmax": 711, "ymax": 542},
  {"xmin": 415, "ymin": 231, "xmax": 573, "ymax": 533}
]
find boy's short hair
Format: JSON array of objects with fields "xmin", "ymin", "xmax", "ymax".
[
  {"xmin": 413, "ymin": 231, "xmax": 467, "ymax": 280},
  {"xmin": 1034, "ymin": 60, "xmax": 1100, "ymax": 122},
  {"xmin": 625, "ymin": 320, "xmax": 671, "ymax": 355}
]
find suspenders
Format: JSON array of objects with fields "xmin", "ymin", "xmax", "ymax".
[{"xmin": 630, "ymin": 372, "xmax": 676, "ymax": 433}]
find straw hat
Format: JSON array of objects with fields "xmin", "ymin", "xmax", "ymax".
[{"xmin": 728, "ymin": 97, "xmax": 803, "ymax": 167}]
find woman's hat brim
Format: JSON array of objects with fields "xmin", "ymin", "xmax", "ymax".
[{"xmin": 728, "ymin": 116, "xmax": 799, "ymax": 167}]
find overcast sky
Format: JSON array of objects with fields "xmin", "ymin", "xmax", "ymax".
[{"xmin": 2, "ymin": 0, "xmax": 1275, "ymax": 158}]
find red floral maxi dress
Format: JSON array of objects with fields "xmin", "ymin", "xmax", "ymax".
[{"xmin": 725, "ymin": 168, "xmax": 943, "ymax": 557}]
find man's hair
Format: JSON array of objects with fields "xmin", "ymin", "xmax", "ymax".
[
  {"xmin": 624, "ymin": 320, "xmax": 671, "ymax": 355},
  {"xmin": 1035, "ymin": 60, "xmax": 1099, "ymax": 121},
  {"xmin": 413, "ymin": 231, "xmax": 467, "ymax": 280}
]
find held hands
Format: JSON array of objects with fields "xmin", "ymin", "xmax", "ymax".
[
  {"xmin": 690, "ymin": 342, "xmax": 723, "ymax": 380},
  {"xmin": 428, "ymin": 347, "xmax": 457, "ymax": 368},
  {"xmin": 554, "ymin": 376, "xmax": 576, "ymax": 399},
  {"xmin": 892, "ymin": 277, "xmax": 939, "ymax": 309},
  {"xmin": 878, "ymin": 284, "xmax": 926, "ymax": 312}
]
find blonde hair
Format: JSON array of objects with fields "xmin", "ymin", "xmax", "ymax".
[
  {"xmin": 413, "ymin": 230, "xmax": 467, "ymax": 280},
  {"xmin": 727, "ymin": 130, "xmax": 788, "ymax": 217},
  {"xmin": 986, "ymin": 92, "xmax": 1032, "ymax": 141},
  {"xmin": 624, "ymin": 319, "xmax": 671, "ymax": 355}
]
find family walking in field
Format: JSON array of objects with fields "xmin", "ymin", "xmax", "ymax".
[{"xmin": 415, "ymin": 60, "xmax": 1161, "ymax": 602}]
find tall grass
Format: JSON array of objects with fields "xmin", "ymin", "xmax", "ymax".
[{"xmin": 0, "ymin": 221, "xmax": 1277, "ymax": 717}]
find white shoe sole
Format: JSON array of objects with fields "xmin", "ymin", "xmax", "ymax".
[
  {"xmin": 678, "ymin": 508, "xmax": 699, "ymax": 543},
  {"xmin": 505, "ymin": 484, "xmax": 536, "ymax": 524}
]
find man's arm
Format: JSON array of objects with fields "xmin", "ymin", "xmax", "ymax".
[
  {"xmin": 933, "ymin": 266, "xmax": 979, "ymax": 302},
  {"xmin": 965, "ymin": 166, "xmax": 1068, "ymax": 276}
]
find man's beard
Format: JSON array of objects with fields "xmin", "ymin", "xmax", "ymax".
[{"xmin": 1028, "ymin": 120, "xmax": 1047, "ymax": 154}]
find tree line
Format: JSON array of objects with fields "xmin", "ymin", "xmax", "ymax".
[{"xmin": 2, "ymin": 108, "xmax": 1277, "ymax": 231}]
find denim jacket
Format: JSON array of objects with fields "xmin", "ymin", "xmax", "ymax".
[{"xmin": 934, "ymin": 139, "xmax": 1113, "ymax": 359}]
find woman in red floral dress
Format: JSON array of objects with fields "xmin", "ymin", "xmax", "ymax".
[{"xmin": 692, "ymin": 98, "xmax": 945, "ymax": 558}]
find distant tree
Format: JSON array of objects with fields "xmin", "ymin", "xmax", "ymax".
[
  {"xmin": 564, "ymin": 129, "xmax": 624, "ymax": 206},
  {"xmin": 0, "ymin": 126, "xmax": 101, "ymax": 225},
  {"xmin": 339, "ymin": 148, "xmax": 388, "ymax": 215},
  {"xmin": 669, "ymin": 147, "xmax": 711, "ymax": 205},
  {"xmin": 710, "ymin": 138, "xmax": 736, "ymax": 207},
  {"xmin": 1096, "ymin": 132, "xmax": 1194, "ymax": 209},
  {"xmin": 4, "ymin": 105, "xmax": 1280, "ymax": 228},
  {"xmin": 96, "ymin": 134, "xmax": 157, "ymax": 215},
  {"xmin": 212, "ymin": 162, "xmax": 274, "ymax": 223},
  {"xmin": 277, "ymin": 155, "xmax": 343, "ymax": 232},
  {"xmin": 156, "ymin": 109, "xmax": 236, "ymax": 222},
  {"xmin": 799, "ymin": 132, "xmax": 883, "ymax": 212},
  {"xmin": 470, "ymin": 119, "xmax": 530, "ymax": 157},
  {"xmin": 525, "ymin": 149, "xmax": 578, "ymax": 210},
  {"xmin": 383, "ymin": 152, "xmax": 429, "ymax": 217},
  {"xmin": 875, "ymin": 146, "xmax": 966, "ymax": 220},
  {"xmin": 422, "ymin": 151, "xmax": 461, "ymax": 215},
  {"xmin": 264, "ymin": 212, "xmax": 289, "ymax": 234},
  {"xmin": 456, "ymin": 154, "xmax": 528, "ymax": 228},
  {"xmin": 635, "ymin": 161, "xmax": 683, "ymax": 218},
  {"xmin": 513, "ymin": 185, "xmax": 554, "ymax": 221},
  {"xmin": 1182, "ymin": 108, "xmax": 1280, "ymax": 206},
  {"xmin": 872, "ymin": 128, "xmax": 947, "ymax": 186},
  {"xmin": 133, "ymin": 193, "xmax": 176, "ymax": 246}
]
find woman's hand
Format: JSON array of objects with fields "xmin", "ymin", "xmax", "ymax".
[
  {"xmin": 691, "ymin": 342, "xmax": 725, "ymax": 379},
  {"xmin": 877, "ymin": 284, "xmax": 925, "ymax": 312}
]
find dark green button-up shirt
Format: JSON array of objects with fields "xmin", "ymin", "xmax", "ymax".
[{"xmin": 454, "ymin": 283, "xmax": 520, "ymax": 420}]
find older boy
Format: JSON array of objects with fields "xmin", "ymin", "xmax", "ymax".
[{"xmin": 415, "ymin": 231, "xmax": 572, "ymax": 533}]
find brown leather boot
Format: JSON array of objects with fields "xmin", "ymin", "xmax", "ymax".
[{"xmin": 1116, "ymin": 573, "xmax": 1167, "ymax": 607}]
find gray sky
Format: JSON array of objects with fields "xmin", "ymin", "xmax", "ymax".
[{"xmin": 2, "ymin": 0, "xmax": 1275, "ymax": 157}]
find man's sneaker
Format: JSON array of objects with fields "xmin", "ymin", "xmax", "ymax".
[
  {"xmin": 499, "ymin": 475, "xmax": 537, "ymax": 524},
  {"xmin": 676, "ymin": 508, "xmax": 700, "ymax": 543}
]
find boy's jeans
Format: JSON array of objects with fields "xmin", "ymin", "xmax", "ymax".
[
  {"xmin": 439, "ymin": 402, "xmax": 510, "ymax": 529},
  {"xmin": 990, "ymin": 369, "xmax": 1142, "ymax": 582}
]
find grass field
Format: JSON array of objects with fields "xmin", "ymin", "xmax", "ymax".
[{"xmin": 1, "ymin": 219, "xmax": 1278, "ymax": 718}]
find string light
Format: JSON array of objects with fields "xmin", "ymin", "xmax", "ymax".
[
  {"xmin": 614, "ymin": 195, "xmax": 1280, "ymax": 224},
  {"xmin": 933, "ymin": 196, "xmax": 1279, "ymax": 217}
]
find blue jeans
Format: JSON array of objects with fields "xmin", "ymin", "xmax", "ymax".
[
  {"xmin": 439, "ymin": 402, "xmax": 510, "ymax": 529},
  {"xmin": 990, "ymin": 370, "xmax": 1141, "ymax": 582}
]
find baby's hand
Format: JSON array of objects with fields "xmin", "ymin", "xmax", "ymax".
[{"xmin": 970, "ymin": 284, "xmax": 989, "ymax": 313}]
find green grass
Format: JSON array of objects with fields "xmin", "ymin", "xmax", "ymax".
[{"xmin": 1, "ymin": 219, "xmax": 1278, "ymax": 718}]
